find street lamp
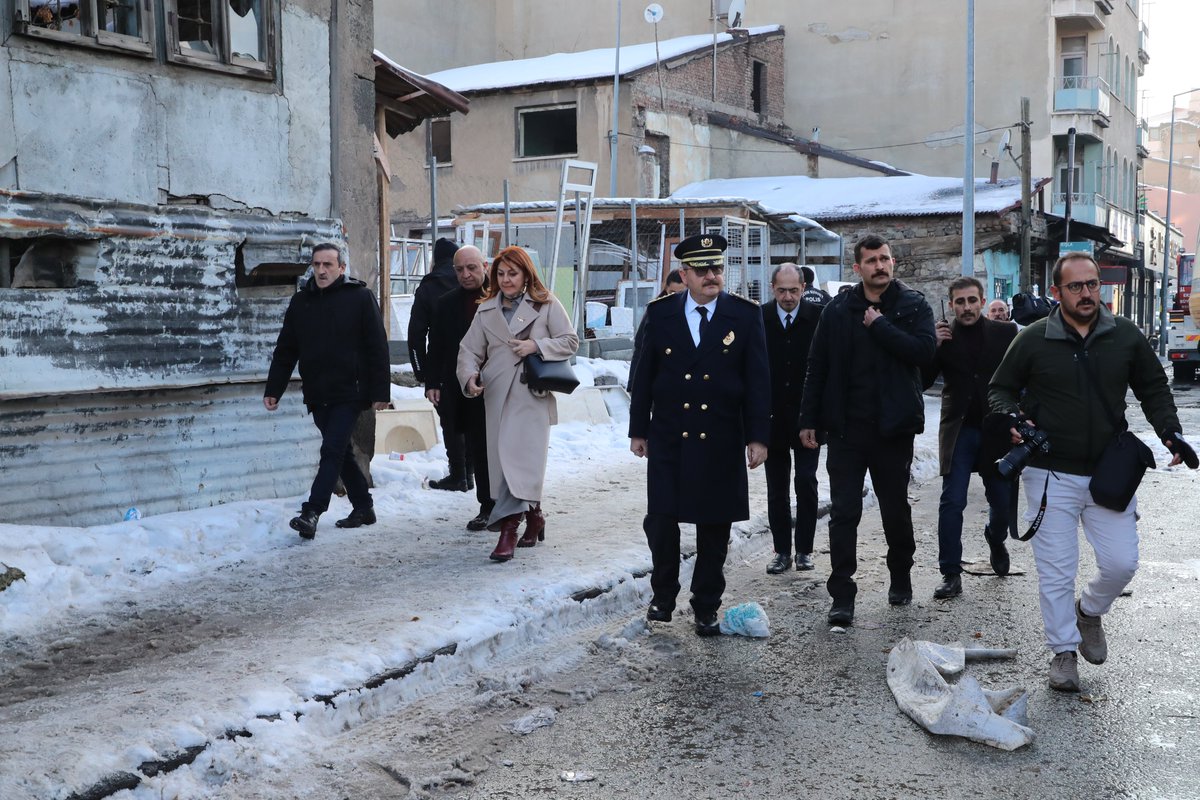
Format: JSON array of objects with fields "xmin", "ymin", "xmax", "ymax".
[{"xmin": 1160, "ymin": 88, "xmax": 1200, "ymax": 356}]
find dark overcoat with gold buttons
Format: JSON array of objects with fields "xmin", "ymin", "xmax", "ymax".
[{"xmin": 629, "ymin": 290, "xmax": 770, "ymax": 523}]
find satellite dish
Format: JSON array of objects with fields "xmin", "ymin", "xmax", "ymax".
[
  {"xmin": 999, "ymin": 129, "xmax": 1012, "ymax": 152},
  {"xmin": 726, "ymin": 0, "xmax": 746, "ymax": 28},
  {"xmin": 644, "ymin": 3, "xmax": 664, "ymax": 23}
]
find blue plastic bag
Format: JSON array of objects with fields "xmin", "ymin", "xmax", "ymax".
[{"xmin": 719, "ymin": 602, "xmax": 770, "ymax": 637}]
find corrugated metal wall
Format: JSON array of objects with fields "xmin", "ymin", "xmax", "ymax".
[
  {"xmin": 0, "ymin": 383, "xmax": 319, "ymax": 526},
  {"xmin": 0, "ymin": 192, "xmax": 351, "ymax": 525}
]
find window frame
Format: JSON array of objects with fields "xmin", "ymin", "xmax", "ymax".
[
  {"xmin": 515, "ymin": 103, "xmax": 578, "ymax": 161},
  {"xmin": 164, "ymin": 0, "xmax": 276, "ymax": 79},
  {"xmin": 427, "ymin": 118, "xmax": 452, "ymax": 166},
  {"xmin": 15, "ymin": 0, "xmax": 154, "ymax": 56}
]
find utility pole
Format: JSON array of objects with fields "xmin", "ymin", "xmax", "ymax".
[
  {"xmin": 1020, "ymin": 97, "xmax": 1032, "ymax": 292},
  {"xmin": 961, "ymin": 0, "xmax": 975, "ymax": 277}
]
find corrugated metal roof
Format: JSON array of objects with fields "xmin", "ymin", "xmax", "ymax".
[{"xmin": 373, "ymin": 51, "xmax": 470, "ymax": 137}]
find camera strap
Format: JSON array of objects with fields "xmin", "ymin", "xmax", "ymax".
[{"xmin": 1015, "ymin": 471, "xmax": 1050, "ymax": 541}]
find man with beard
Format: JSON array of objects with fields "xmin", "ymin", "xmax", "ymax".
[
  {"xmin": 921, "ymin": 276, "xmax": 1017, "ymax": 600},
  {"xmin": 762, "ymin": 263, "xmax": 822, "ymax": 574},
  {"xmin": 425, "ymin": 245, "xmax": 494, "ymax": 530},
  {"xmin": 799, "ymin": 234, "xmax": 936, "ymax": 626},
  {"xmin": 989, "ymin": 253, "xmax": 1197, "ymax": 692},
  {"xmin": 629, "ymin": 234, "xmax": 770, "ymax": 636}
]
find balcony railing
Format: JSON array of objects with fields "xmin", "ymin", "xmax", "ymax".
[
  {"xmin": 1052, "ymin": 192, "xmax": 1110, "ymax": 228},
  {"xmin": 1055, "ymin": 75, "xmax": 1112, "ymax": 118},
  {"xmin": 1138, "ymin": 24, "xmax": 1149, "ymax": 65},
  {"xmin": 1137, "ymin": 118, "xmax": 1150, "ymax": 157}
]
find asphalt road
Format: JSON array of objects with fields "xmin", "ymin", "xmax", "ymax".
[{"xmin": 372, "ymin": 393, "xmax": 1200, "ymax": 800}]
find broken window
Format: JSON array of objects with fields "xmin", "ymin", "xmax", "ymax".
[
  {"xmin": 0, "ymin": 237, "xmax": 100, "ymax": 289},
  {"xmin": 166, "ymin": 0, "xmax": 274, "ymax": 76},
  {"xmin": 428, "ymin": 119, "xmax": 452, "ymax": 165},
  {"xmin": 234, "ymin": 242, "xmax": 308, "ymax": 298},
  {"xmin": 17, "ymin": 0, "xmax": 151, "ymax": 52},
  {"xmin": 517, "ymin": 104, "xmax": 577, "ymax": 159},
  {"xmin": 751, "ymin": 60, "xmax": 766, "ymax": 114}
]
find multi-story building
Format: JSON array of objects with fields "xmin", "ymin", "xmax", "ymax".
[{"xmin": 380, "ymin": 0, "xmax": 1151, "ymax": 289}]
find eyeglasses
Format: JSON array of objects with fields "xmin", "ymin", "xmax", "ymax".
[
  {"xmin": 1059, "ymin": 279, "xmax": 1100, "ymax": 295},
  {"xmin": 684, "ymin": 265, "xmax": 724, "ymax": 277}
]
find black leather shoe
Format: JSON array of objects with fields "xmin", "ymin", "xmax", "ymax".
[
  {"xmin": 466, "ymin": 512, "xmax": 489, "ymax": 531},
  {"xmin": 289, "ymin": 509, "xmax": 320, "ymax": 540},
  {"xmin": 795, "ymin": 553, "xmax": 815, "ymax": 571},
  {"xmin": 335, "ymin": 507, "xmax": 376, "ymax": 528},
  {"xmin": 766, "ymin": 553, "xmax": 792, "ymax": 574},
  {"xmin": 429, "ymin": 476, "xmax": 469, "ymax": 492},
  {"xmin": 695, "ymin": 612, "xmax": 721, "ymax": 637},
  {"xmin": 646, "ymin": 603, "xmax": 673, "ymax": 622},
  {"xmin": 827, "ymin": 602, "xmax": 854, "ymax": 626},
  {"xmin": 888, "ymin": 587, "xmax": 913, "ymax": 606},
  {"xmin": 985, "ymin": 525, "xmax": 1011, "ymax": 576},
  {"xmin": 933, "ymin": 573, "xmax": 962, "ymax": 599}
]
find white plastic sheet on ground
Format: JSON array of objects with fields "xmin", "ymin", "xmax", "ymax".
[{"xmin": 886, "ymin": 637, "xmax": 1033, "ymax": 751}]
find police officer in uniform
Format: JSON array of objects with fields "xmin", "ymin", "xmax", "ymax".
[{"xmin": 629, "ymin": 234, "xmax": 771, "ymax": 636}]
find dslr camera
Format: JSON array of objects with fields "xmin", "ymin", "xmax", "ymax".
[{"xmin": 996, "ymin": 416, "xmax": 1051, "ymax": 479}]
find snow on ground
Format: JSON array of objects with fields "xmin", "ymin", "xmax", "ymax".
[{"xmin": 0, "ymin": 357, "xmax": 941, "ymax": 799}]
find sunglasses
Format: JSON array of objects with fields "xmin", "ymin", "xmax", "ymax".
[{"xmin": 684, "ymin": 265, "xmax": 724, "ymax": 277}]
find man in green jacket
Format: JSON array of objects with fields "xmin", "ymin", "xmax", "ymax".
[{"xmin": 989, "ymin": 253, "xmax": 1196, "ymax": 693}]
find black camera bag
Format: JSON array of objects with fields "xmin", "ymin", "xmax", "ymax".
[{"xmin": 1080, "ymin": 351, "xmax": 1155, "ymax": 511}]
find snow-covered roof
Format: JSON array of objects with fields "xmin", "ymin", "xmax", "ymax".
[
  {"xmin": 671, "ymin": 174, "xmax": 1046, "ymax": 222},
  {"xmin": 427, "ymin": 25, "xmax": 783, "ymax": 94},
  {"xmin": 456, "ymin": 195, "xmax": 838, "ymax": 242}
]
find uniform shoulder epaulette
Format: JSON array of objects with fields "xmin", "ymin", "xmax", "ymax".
[
  {"xmin": 726, "ymin": 292, "xmax": 760, "ymax": 307},
  {"xmin": 646, "ymin": 293, "xmax": 675, "ymax": 306}
]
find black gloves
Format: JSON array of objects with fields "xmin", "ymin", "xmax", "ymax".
[{"xmin": 1165, "ymin": 432, "xmax": 1200, "ymax": 469}]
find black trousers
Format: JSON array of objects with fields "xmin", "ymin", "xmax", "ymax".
[
  {"xmin": 307, "ymin": 402, "xmax": 371, "ymax": 514},
  {"xmin": 765, "ymin": 442, "xmax": 821, "ymax": 556},
  {"xmin": 462, "ymin": 401, "xmax": 493, "ymax": 513},
  {"xmin": 643, "ymin": 514, "xmax": 731, "ymax": 616},
  {"xmin": 824, "ymin": 427, "xmax": 916, "ymax": 604}
]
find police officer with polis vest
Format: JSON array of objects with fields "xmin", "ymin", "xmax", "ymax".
[{"xmin": 629, "ymin": 234, "xmax": 770, "ymax": 636}]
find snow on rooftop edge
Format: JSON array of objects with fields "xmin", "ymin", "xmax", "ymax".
[
  {"xmin": 427, "ymin": 25, "xmax": 783, "ymax": 93},
  {"xmin": 671, "ymin": 174, "xmax": 1040, "ymax": 220}
]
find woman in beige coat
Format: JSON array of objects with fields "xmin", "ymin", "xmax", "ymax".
[{"xmin": 457, "ymin": 246, "xmax": 579, "ymax": 561}]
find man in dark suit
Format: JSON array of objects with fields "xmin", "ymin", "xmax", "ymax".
[
  {"xmin": 425, "ymin": 245, "xmax": 493, "ymax": 530},
  {"xmin": 921, "ymin": 276, "xmax": 1018, "ymax": 598},
  {"xmin": 629, "ymin": 234, "xmax": 771, "ymax": 636},
  {"xmin": 762, "ymin": 263, "xmax": 823, "ymax": 574}
]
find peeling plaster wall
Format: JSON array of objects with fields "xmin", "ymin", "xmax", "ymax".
[{"xmin": 1, "ymin": 5, "xmax": 332, "ymax": 216}]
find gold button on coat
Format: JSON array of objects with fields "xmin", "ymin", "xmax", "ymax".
[
  {"xmin": 701, "ymin": 403, "xmax": 708, "ymax": 410},
  {"xmin": 703, "ymin": 374, "xmax": 710, "ymax": 380},
  {"xmin": 683, "ymin": 403, "xmax": 690, "ymax": 410},
  {"xmin": 700, "ymin": 433, "xmax": 707, "ymax": 439},
  {"xmin": 684, "ymin": 373, "xmax": 692, "ymax": 380},
  {"xmin": 682, "ymin": 431, "xmax": 689, "ymax": 438},
  {"xmin": 665, "ymin": 348, "xmax": 672, "ymax": 355}
]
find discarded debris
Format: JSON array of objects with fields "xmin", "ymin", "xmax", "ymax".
[
  {"xmin": 887, "ymin": 637, "xmax": 1032, "ymax": 751},
  {"xmin": 504, "ymin": 707, "xmax": 557, "ymax": 735},
  {"xmin": 559, "ymin": 770, "xmax": 595, "ymax": 782},
  {"xmin": 0, "ymin": 564, "xmax": 26, "ymax": 592},
  {"xmin": 719, "ymin": 602, "xmax": 770, "ymax": 637}
]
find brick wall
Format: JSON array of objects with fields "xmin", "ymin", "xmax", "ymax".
[{"xmin": 823, "ymin": 213, "xmax": 1021, "ymax": 301}]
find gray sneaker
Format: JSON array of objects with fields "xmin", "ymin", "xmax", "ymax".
[
  {"xmin": 1075, "ymin": 599, "xmax": 1108, "ymax": 665},
  {"xmin": 1048, "ymin": 650, "xmax": 1081, "ymax": 692}
]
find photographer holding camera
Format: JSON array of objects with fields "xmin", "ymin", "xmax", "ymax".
[{"xmin": 988, "ymin": 253, "xmax": 1197, "ymax": 693}]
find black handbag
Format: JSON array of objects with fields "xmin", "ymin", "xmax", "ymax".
[
  {"xmin": 1080, "ymin": 351, "xmax": 1155, "ymax": 511},
  {"xmin": 522, "ymin": 352, "xmax": 579, "ymax": 394}
]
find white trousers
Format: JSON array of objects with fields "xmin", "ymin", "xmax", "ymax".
[{"xmin": 1021, "ymin": 468, "xmax": 1139, "ymax": 654}]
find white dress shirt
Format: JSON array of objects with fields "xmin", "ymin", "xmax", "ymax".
[{"xmin": 683, "ymin": 293, "xmax": 717, "ymax": 347}]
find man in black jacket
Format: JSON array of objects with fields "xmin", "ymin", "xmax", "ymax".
[
  {"xmin": 264, "ymin": 243, "xmax": 391, "ymax": 539},
  {"xmin": 799, "ymin": 234, "xmax": 936, "ymax": 625},
  {"xmin": 425, "ymin": 245, "xmax": 494, "ymax": 530},
  {"xmin": 762, "ymin": 263, "xmax": 822, "ymax": 574},
  {"xmin": 921, "ymin": 276, "xmax": 1017, "ymax": 600},
  {"xmin": 409, "ymin": 238, "xmax": 469, "ymax": 491}
]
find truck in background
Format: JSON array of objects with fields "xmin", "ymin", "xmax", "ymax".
[{"xmin": 1168, "ymin": 253, "xmax": 1199, "ymax": 383}]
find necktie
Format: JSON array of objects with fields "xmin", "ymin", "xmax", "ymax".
[
  {"xmin": 784, "ymin": 313, "xmax": 792, "ymax": 330},
  {"xmin": 697, "ymin": 306, "xmax": 709, "ymax": 341}
]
